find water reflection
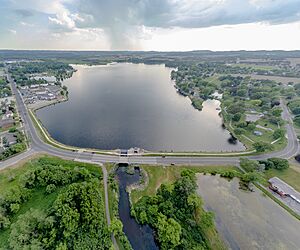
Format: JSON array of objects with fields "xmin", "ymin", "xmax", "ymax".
[
  {"xmin": 116, "ymin": 165, "xmax": 158, "ymax": 250},
  {"xmin": 196, "ymin": 174, "xmax": 300, "ymax": 250},
  {"xmin": 36, "ymin": 63, "xmax": 245, "ymax": 151}
]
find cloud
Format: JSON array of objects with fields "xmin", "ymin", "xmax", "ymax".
[
  {"xmin": 8, "ymin": 29, "xmax": 17, "ymax": 35},
  {"xmin": 74, "ymin": 0, "xmax": 300, "ymax": 48},
  {"xmin": 1, "ymin": 0, "xmax": 300, "ymax": 50},
  {"xmin": 14, "ymin": 9, "xmax": 34, "ymax": 18}
]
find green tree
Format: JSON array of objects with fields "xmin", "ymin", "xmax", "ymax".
[
  {"xmin": 232, "ymin": 113, "xmax": 242, "ymax": 122},
  {"xmin": 234, "ymin": 128, "xmax": 244, "ymax": 135},
  {"xmin": 268, "ymin": 158, "xmax": 289, "ymax": 170},
  {"xmin": 46, "ymin": 184, "xmax": 56, "ymax": 194},
  {"xmin": 109, "ymin": 219, "xmax": 123, "ymax": 236},
  {"xmin": 246, "ymin": 123, "xmax": 256, "ymax": 131},
  {"xmin": 272, "ymin": 108, "xmax": 282, "ymax": 117},
  {"xmin": 157, "ymin": 214, "xmax": 181, "ymax": 250},
  {"xmin": 241, "ymin": 172, "xmax": 259, "ymax": 183},
  {"xmin": 139, "ymin": 211, "xmax": 148, "ymax": 224},
  {"xmin": 253, "ymin": 142, "xmax": 272, "ymax": 152},
  {"xmin": 9, "ymin": 209, "xmax": 55, "ymax": 250},
  {"xmin": 0, "ymin": 213, "xmax": 10, "ymax": 229}
]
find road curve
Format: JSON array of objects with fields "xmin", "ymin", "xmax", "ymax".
[{"xmin": 1, "ymin": 72, "xmax": 299, "ymax": 169}]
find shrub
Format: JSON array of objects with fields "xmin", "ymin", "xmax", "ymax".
[
  {"xmin": 240, "ymin": 158, "xmax": 260, "ymax": 172},
  {"xmin": 253, "ymin": 142, "xmax": 272, "ymax": 152},
  {"xmin": 46, "ymin": 184, "xmax": 56, "ymax": 194},
  {"xmin": 268, "ymin": 158, "xmax": 289, "ymax": 170}
]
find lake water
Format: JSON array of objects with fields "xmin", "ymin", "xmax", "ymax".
[
  {"xmin": 36, "ymin": 63, "xmax": 245, "ymax": 152},
  {"xmin": 196, "ymin": 174, "xmax": 300, "ymax": 250}
]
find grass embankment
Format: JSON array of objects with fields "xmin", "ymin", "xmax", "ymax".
[
  {"xmin": 0, "ymin": 156, "xmax": 110, "ymax": 249},
  {"xmin": 259, "ymin": 166, "xmax": 300, "ymax": 220},
  {"xmin": 263, "ymin": 167, "xmax": 300, "ymax": 192},
  {"xmin": 29, "ymin": 109, "xmax": 117, "ymax": 155},
  {"xmin": 105, "ymin": 163, "xmax": 132, "ymax": 250},
  {"xmin": 239, "ymin": 158, "xmax": 300, "ymax": 221},
  {"xmin": 255, "ymin": 184, "xmax": 300, "ymax": 221},
  {"xmin": 131, "ymin": 165, "xmax": 239, "ymax": 204}
]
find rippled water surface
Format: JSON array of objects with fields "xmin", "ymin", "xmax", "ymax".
[
  {"xmin": 37, "ymin": 63, "xmax": 245, "ymax": 151},
  {"xmin": 196, "ymin": 174, "xmax": 300, "ymax": 250}
]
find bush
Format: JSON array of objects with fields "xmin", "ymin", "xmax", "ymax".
[
  {"xmin": 8, "ymin": 127, "xmax": 17, "ymax": 133},
  {"xmin": 240, "ymin": 158, "xmax": 260, "ymax": 172},
  {"xmin": 259, "ymin": 160, "xmax": 274, "ymax": 170},
  {"xmin": 253, "ymin": 142, "xmax": 272, "ymax": 152},
  {"xmin": 234, "ymin": 128, "xmax": 244, "ymax": 135},
  {"xmin": 10, "ymin": 203, "xmax": 20, "ymax": 214},
  {"xmin": 294, "ymin": 116, "xmax": 300, "ymax": 127},
  {"xmin": 46, "ymin": 184, "xmax": 56, "ymax": 194},
  {"xmin": 0, "ymin": 213, "xmax": 10, "ymax": 229},
  {"xmin": 268, "ymin": 158, "xmax": 289, "ymax": 170},
  {"xmin": 232, "ymin": 113, "xmax": 242, "ymax": 122},
  {"xmin": 219, "ymin": 170, "xmax": 239, "ymax": 179}
]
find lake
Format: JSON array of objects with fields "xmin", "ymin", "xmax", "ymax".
[{"xmin": 36, "ymin": 63, "xmax": 245, "ymax": 152}]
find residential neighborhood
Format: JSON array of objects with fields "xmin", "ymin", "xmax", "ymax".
[{"xmin": 0, "ymin": 66, "xmax": 26, "ymax": 159}]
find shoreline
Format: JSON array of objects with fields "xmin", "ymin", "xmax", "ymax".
[{"xmin": 31, "ymin": 63, "xmax": 253, "ymax": 155}]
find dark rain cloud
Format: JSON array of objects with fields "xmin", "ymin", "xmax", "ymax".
[
  {"xmin": 74, "ymin": 0, "xmax": 300, "ymax": 48},
  {"xmin": 1, "ymin": 0, "xmax": 300, "ymax": 49},
  {"xmin": 77, "ymin": 0, "xmax": 300, "ymax": 28}
]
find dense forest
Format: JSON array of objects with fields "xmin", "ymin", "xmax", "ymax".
[
  {"xmin": 133, "ymin": 170, "xmax": 217, "ymax": 250},
  {"xmin": 0, "ymin": 157, "xmax": 112, "ymax": 249},
  {"xmin": 8, "ymin": 61, "xmax": 74, "ymax": 86}
]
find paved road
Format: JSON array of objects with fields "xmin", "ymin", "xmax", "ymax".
[{"xmin": 1, "ymin": 72, "xmax": 299, "ymax": 169}]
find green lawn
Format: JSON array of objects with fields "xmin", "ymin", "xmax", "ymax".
[
  {"xmin": 263, "ymin": 167, "xmax": 300, "ymax": 192},
  {"xmin": 131, "ymin": 165, "xmax": 239, "ymax": 204},
  {"xmin": 233, "ymin": 63, "xmax": 279, "ymax": 71}
]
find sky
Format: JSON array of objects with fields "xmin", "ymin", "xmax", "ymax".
[{"xmin": 0, "ymin": 0, "xmax": 300, "ymax": 51}]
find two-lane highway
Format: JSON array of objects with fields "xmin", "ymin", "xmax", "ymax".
[{"xmin": 1, "ymin": 71, "xmax": 299, "ymax": 169}]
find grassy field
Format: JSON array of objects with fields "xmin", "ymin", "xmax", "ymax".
[
  {"xmin": 131, "ymin": 165, "xmax": 239, "ymax": 204},
  {"xmin": 0, "ymin": 156, "xmax": 105, "ymax": 248},
  {"xmin": 263, "ymin": 167, "xmax": 300, "ymax": 192},
  {"xmin": 233, "ymin": 63, "xmax": 279, "ymax": 71}
]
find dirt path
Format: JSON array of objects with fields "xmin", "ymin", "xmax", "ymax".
[{"xmin": 100, "ymin": 164, "xmax": 119, "ymax": 250}]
